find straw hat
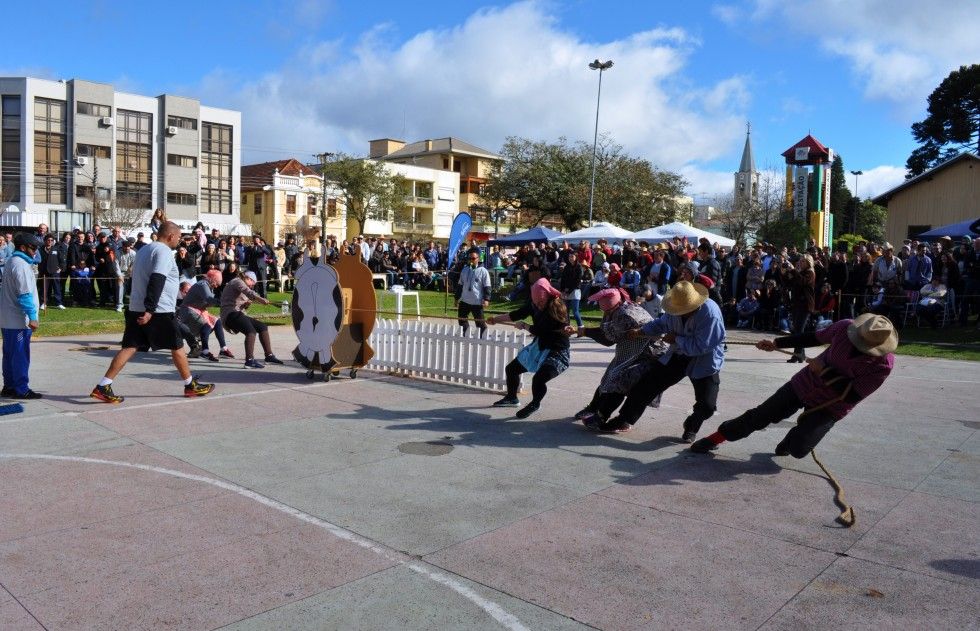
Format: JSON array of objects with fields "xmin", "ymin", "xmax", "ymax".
[
  {"xmin": 662, "ymin": 281, "xmax": 708, "ymax": 316},
  {"xmin": 847, "ymin": 313, "xmax": 898, "ymax": 356}
]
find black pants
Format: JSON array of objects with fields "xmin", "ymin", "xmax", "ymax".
[
  {"xmin": 505, "ymin": 358, "xmax": 560, "ymax": 404},
  {"xmin": 457, "ymin": 302, "xmax": 486, "ymax": 336},
  {"xmin": 596, "ymin": 354, "xmax": 719, "ymax": 432},
  {"xmin": 717, "ymin": 382, "xmax": 836, "ymax": 458},
  {"xmin": 791, "ymin": 307, "xmax": 810, "ymax": 356}
]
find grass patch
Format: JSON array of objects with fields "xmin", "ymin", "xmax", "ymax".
[{"xmin": 892, "ymin": 326, "xmax": 980, "ymax": 362}]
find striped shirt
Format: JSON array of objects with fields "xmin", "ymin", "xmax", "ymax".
[{"xmin": 790, "ymin": 319, "xmax": 894, "ymax": 420}]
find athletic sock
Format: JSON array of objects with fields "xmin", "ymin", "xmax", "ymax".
[
  {"xmin": 183, "ymin": 376, "xmax": 193, "ymax": 385},
  {"xmin": 706, "ymin": 431, "xmax": 727, "ymax": 446},
  {"xmin": 98, "ymin": 377, "xmax": 113, "ymax": 387}
]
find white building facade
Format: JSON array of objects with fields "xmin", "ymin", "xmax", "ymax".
[{"xmin": 0, "ymin": 76, "xmax": 243, "ymax": 234}]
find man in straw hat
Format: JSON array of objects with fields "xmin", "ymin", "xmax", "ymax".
[
  {"xmin": 691, "ymin": 313, "xmax": 897, "ymax": 456},
  {"xmin": 585, "ymin": 280, "xmax": 726, "ymax": 442}
]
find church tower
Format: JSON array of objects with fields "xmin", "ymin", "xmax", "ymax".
[{"xmin": 734, "ymin": 123, "xmax": 759, "ymax": 209}]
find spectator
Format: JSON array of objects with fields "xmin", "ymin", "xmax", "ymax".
[
  {"xmin": 1, "ymin": 233, "xmax": 43, "ymax": 399},
  {"xmin": 736, "ymin": 290, "xmax": 760, "ymax": 328},
  {"xmin": 220, "ymin": 270, "xmax": 280, "ymax": 368}
]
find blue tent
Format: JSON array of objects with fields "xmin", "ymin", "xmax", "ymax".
[
  {"xmin": 488, "ymin": 226, "xmax": 563, "ymax": 246},
  {"xmin": 916, "ymin": 218, "xmax": 980, "ymax": 240}
]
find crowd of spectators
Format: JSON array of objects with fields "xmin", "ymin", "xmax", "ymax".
[{"xmin": 2, "ymin": 212, "xmax": 978, "ymax": 335}]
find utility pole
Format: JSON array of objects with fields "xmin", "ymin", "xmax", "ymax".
[{"xmin": 315, "ymin": 152, "xmax": 334, "ymax": 244}]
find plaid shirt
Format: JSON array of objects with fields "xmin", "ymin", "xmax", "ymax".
[{"xmin": 790, "ymin": 319, "xmax": 894, "ymax": 420}]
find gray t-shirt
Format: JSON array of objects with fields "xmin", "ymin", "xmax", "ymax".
[
  {"xmin": 129, "ymin": 241, "xmax": 179, "ymax": 313},
  {"xmin": 0, "ymin": 254, "xmax": 38, "ymax": 329}
]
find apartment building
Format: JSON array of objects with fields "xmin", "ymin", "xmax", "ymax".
[
  {"xmin": 0, "ymin": 76, "xmax": 243, "ymax": 234},
  {"xmin": 370, "ymin": 137, "xmax": 500, "ymax": 212},
  {"xmin": 240, "ymin": 158, "xmax": 346, "ymax": 244}
]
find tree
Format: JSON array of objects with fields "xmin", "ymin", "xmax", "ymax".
[
  {"xmin": 855, "ymin": 199, "xmax": 888, "ymax": 244},
  {"xmin": 487, "ymin": 135, "xmax": 687, "ymax": 231},
  {"xmin": 714, "ymin": 192, "xmax": 759, "ymax": 247},
  {"xmin": 906, "ymin": 64, "xmax": 980, "ymax": 177},
  {"xmin": 320, "ymin": 154, "xmax": 404, "ymax": 236},
  {"xmin": 756, "ymin": 214, "xmax": 811, "ymax": 248}
]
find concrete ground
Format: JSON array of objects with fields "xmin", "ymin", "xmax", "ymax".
[{"xmin": 1, "ymin": 324, "xmax": 977, "ymax": 630}]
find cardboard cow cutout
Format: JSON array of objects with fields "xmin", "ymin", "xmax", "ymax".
[
  {"xmin": 290, "ymin": 253, "xmax": 344, "ymax": 379},
  {"xmin": 290, "ymin": 250, "xmax": 377, "ymax": 381},
  {"xmin": 328, "ymin": 252, "xmax": 377, "ymax": 375}
]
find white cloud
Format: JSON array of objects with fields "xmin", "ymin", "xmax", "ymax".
[
  {"xmin": 854, "ymin": 164, "xmax": 906, "ymax": 199},
  {"xmin": 729, "ymin": 1, "xmax": 980, "ymax": 110},
  {"xmin": 196, "ymin": 0, "xmax": 748, "ymax": 181}
]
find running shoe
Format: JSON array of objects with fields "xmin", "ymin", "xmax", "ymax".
[
  {"xmin": 13, "ymin": 390, "xmax": 42, "ymax": 400},
  {"xmin": 244, "ymin": 358, "xmax": 265, "ymax": 369},
  {"xmin": 573, "ymin": 407, "xmax": 594, "ymax": 420},
  {"xmin": 90, "ymin": 384, "xmax": 124, "ymax": 404},
  {"xmin": 492, "ymin": 396, "xmax": 520, "ymax": 407},
  {"xmin": 597, "ymin": 418, "xmax": 632, "ymax": 434},
  {"xmin": 201, "ymin": 351, "xmax": 220, "ymax": 362},
  {"xmin": 219, "ymin": 348, "xmax": 236, "ymax": 358},
  {"xmin": 1, "ymin": 386, "xmax": 14, "ymax": 397},
  {"xmin": 264, "ymin": 354, "xmax": 284, "ymax": 365},
  {"xmin": 516, "ymin": 401, "xmax": 540, "ymax": 419},
  {"xmin": 690, "ymin": 437, "xmax": 719, "ymax": 453},
  {"xmin": 184, "ymin": 377, "xmax": 215, "ymax": 397}
]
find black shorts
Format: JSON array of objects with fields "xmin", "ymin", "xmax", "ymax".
[
  {"xmin": 223, "ymin": 311, "xmax": 267, "ymax": 336},
  {"xmin": 121, "ymin": 310, "xmax": 183, "ymax": 351}
]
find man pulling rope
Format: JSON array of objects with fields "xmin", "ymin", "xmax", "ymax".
[{"xmin": 690, "ymin": 314, "xmax": 898, "ymax": 525}]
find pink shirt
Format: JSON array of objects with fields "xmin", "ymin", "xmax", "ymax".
[{"xmin": 790, "ymin": 319, "xmax": 894, "ymax": 420}]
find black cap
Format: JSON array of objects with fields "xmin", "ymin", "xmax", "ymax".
[{"xmin": 13, "ymin": 233, "xmax": 42, "ymax": 249}]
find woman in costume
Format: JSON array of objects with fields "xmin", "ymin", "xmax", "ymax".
[{"xmin": 488, "ymin": 278, "xmax": 571, "ymax": 419}]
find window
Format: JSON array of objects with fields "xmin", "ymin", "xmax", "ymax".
[
  {"xmin": 327, "ymin": 198, "xmax": 337, "ymax": 217},
  {"xmin": 307, "ymin": 196, "xmax": 317, "ymax": 215},
  {"xmin": 75, "ymin": 185, "xmax": 110, "ymax": 200},
  {"xmin": 76, "ymin": 102, "xmax": 111, "ymax": 117},
  {"xmin": 167, "ymin": 115, "xmax": 197, "ymax": 130},
  {"xmin": 254, "ymin": 194, "xmax": 262, "ymax": 215},
  {"xmin": 443, "ymin": 158, "xmax": 449, "ymax": 169},
  {"xmin": 200, "ymin": 122, "xmax": 232, "ymax": 214},
  {"xmin": 167, "ymin": 153, "xmax": 197, "ymax": 168},
  {"xmin": 76, "ymin": 143, "xmax": 111, "ymax": 159},
  {"xmin": 115, "ymin": 109, "xmax": 153, "ymax": 209},
  {"xmin": 33, "ymin": 97, "xmax": 66, "ymax": 203},
  {"xmin": 286, "ymin": 194, "xmax": 296, "ymax": 214},
  {"xmin": 1, "ymin": 95, "xmax": 21, "ymax": 202},
  {"xmin": 166, "ymin": 192, "xmax": 197, "ymax": 205}
]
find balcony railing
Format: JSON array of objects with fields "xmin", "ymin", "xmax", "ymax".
[
  {"xmin": 403, "ymin": 195, "xmax": 434, "ymax": 206},
  {"xmin": 393, "ymin": 221, "xmax": 434, "ymax": 234}
]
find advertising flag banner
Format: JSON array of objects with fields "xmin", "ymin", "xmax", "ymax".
[
  {"xmin": 447, "ymin": 212, "xmax": 473, "ymax": 266},
  {"xmin": 793, "ymin": 167, "xmax": 809, "ymax": 219}
]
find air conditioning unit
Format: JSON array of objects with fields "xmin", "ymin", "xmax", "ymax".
[
  {"xmin": 166, "ymin": 126, "xmax": 178, "ymax": 136},
  {"xmin": 99, "ymin": 201, "xmax": 111, "ymax": 210},
  {"xmin": 75, "ymin": 156, "xmax": 88, "ymax": 167},
  {"xmin": 99, "ymin": 116, "xmax": 114, "ymax": 127}
]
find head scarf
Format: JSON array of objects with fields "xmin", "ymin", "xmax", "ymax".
[
  {"xmin": 609, "ymin": 263, "xmax": 621, "ymax": 272},
  {"xmin": 589, "ymin": 287, "xmax": 629, "ymax": 312},
  {"xmin": 530, "ymin": 277, "xmax": 561, "ymax": 309}
]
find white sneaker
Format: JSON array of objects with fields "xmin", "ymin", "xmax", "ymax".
[
  {"xmin": 40, "ymin": 304, "xmax": 46, "ymax": 310},
  {"xmin": 116, "ymin": 306, "xmax": 123, "ymax": 312},
  {"xmin": 57, "ymin": 305, "xmax": 66, "ymax": 310}
]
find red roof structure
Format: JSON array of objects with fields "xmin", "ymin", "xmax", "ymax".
[
  {"xmin": 781, "ymin": 134, "xmax": 832, "ymax": 165},
  {"xmin": 241, "ymin": 158, "xmax": 319, "ymax": 191}
]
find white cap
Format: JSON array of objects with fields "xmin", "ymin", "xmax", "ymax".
[{"xmin": 244, "ymin": 271, "xmax": 257, "ymax": 282}]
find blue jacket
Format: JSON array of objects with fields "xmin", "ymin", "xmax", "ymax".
[{"xmin": 640, "ymin": 298, "xmax": 725, "ymax": 378}]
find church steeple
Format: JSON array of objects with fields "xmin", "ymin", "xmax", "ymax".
[
  {"xmin": 739, "ymin": 122, "xmax": 755, "ymax": 173},
  {"xmin": 734, "ymin": 122, "xmax": 759, "ymax": 208}
]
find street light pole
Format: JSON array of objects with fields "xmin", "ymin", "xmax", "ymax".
[
  {"xmin": 850, "ymin": 169, "xmax": 863, "ymax": 234},
  {"xmin": 315, "ymin": 152, "xmax": 334, "ymax": 245},
  {"xmin": 587, "ymin": 59, "xmax": 613, "ymax": 228}
]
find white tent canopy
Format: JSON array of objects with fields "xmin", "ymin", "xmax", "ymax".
[
  {"xmin": 631, "ymin": 221, "xmax": 736, "ymax": 248},
  {"xmin": 549, "ymin": 222, "xmax": 634, "ymax": 244}
]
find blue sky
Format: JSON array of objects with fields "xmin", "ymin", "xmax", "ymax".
[{"xmin": 4, "ymin": 0, "xmax": 978, "ymax": 201}]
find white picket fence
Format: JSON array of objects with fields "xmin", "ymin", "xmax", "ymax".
[{"xmin": 366, "ymin": 318, "xmax": 528, "ymax": 391}]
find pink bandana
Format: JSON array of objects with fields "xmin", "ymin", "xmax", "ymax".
[{"xmin": 531, "ymin": 278, "xmax": 561, "ymax": 308}]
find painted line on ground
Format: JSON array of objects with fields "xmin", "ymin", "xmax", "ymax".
[
  {"xmin": 0, "ymin": 411, "xmax": 80, "ymax": 425},
  {"xmin": 0, "ymin": 452, "xmax": 528, "ymax": 631}
]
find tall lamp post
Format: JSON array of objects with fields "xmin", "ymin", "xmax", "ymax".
[
  {"xmin": 315, "ymin": 152, "xmax": 334, "ymax": 244},
  {"xmin": 587, "ymin": 58, "xmax": 613, "ymax": 227},
  {"xmin": 850, "ymin": 169, "xmax": 863, "ymax": 234}
]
